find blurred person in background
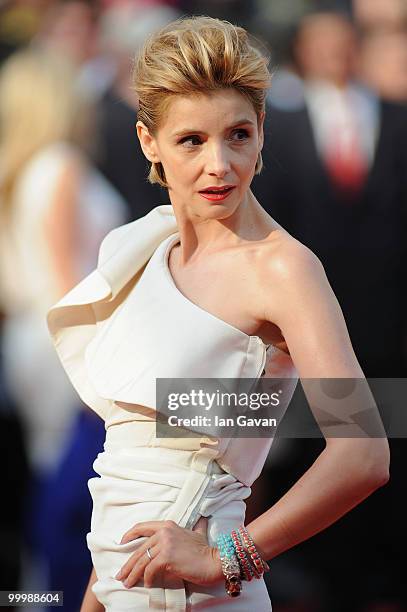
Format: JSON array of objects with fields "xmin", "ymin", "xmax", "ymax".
[
  {"xmin": 353, "ymin": 0, "xmax": 407, "ymax": 31},
  {"xmin": 37, "ymin": 0, "xmax": 99, "ymax": 66},
  {"xmin": 253, "ymin": 8, "xmax": 407, "ymax": 611},
  {"xmin": 35, "ymin": 0, "xmax": 116, "ymax": 102},
  {"xmin": 357, "ymin": 28, "xmax": 407, "ymax": 104},
  {"xmin": 94, "ymin": 1, "xmax": 181, "ymax": 219},
  {"xmin": 0, "ymin": 47, "xmax": 128, "ymax": 611},
  {"xmin": 352, "ymin": 0, "xmax": 407, "ymax": 105}
]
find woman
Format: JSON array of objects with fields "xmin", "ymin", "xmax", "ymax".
[{"xmin": 47, "ymin": 16, "xmax": 390, "ymax": 611}]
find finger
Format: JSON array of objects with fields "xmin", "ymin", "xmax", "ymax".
[
  {"xmin": 143, "ymin": 557, "xmax": 165, "ymax": 589},
  {"xmin": 122, "ymin": 553, "xmax": 151, "ymax": 588},
  {"xmin": 120, "ymin": 521, "xmax": 167, "ymax": 544},
  {"xmin": 116, "ymin": 535, "xmax": 158, "ymax": 581},
  {"xmin": 123, "ymin": 545, "xmax": 160, "ymax": 588},
  {"xmin": 116, "ymin": 551, "xmax": 139, "ymax": 582},
  {"xmin": 192, "ymin": 515, "xmax": 208, "ymax": 535}
]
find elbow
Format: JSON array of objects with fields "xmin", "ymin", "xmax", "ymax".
[
  {"xmin": 363, "ymin": 445, "xmax": 391, "ymax": 491},
  {"xmin": 325, "ymin": 438, "xmax": 390, "ymax": 495},
  {"xmin": 365, "ymin": 464, "xmax": 390, "ymax": 490},
  {"xmin": 329, "ymin": 438, "xmax": 390, "ymax": 491}
]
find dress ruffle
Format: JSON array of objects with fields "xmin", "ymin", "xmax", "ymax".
[{"xmin": 47, "ymin": 205, "xmax": 178, "ymax": 419}]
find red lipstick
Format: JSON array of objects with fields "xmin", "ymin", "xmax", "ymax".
[{"xmin": 199, "ymin": 185, "xmax": 236, "ymax": 202}]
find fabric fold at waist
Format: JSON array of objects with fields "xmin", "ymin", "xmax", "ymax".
[
  {"xmin": 104, "ymin": 418, "xmax": 221, "ymax": 453},
  {"xmin": 89, "ymin": 427, "xmax": 251, "ymax": 611}
]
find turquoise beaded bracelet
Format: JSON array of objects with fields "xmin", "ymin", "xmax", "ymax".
[{"xmin": 215, "ymin": 533, "xmax": 242, "ymax": 597}]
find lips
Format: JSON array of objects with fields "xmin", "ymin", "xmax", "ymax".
[
  {"xmin": 199, "ymin": 185, "xmax": 235, "ymax": 194},
  {"xmin": 199, "ymin": 185, "xmax": 236, "ymax": 201}
]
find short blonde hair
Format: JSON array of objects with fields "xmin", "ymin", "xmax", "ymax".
[{"xmin": 132, "ymin": 15, "xmax": 271, "ymax": 187}]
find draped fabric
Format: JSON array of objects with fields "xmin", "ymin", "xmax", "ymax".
[{"xmin": 46, "ymin": 205, "xmax": 299, "ymax": 609}]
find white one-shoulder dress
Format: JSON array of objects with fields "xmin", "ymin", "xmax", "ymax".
[{"xmin": 47, "ymin": 205, "xmax": 298, "ymax": 611}]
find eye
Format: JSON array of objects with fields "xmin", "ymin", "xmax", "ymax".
[
  {"xmin": 178, "ymin": 135, "xmax": 202, "ymax": 147},
  {"xmin": 233, "ymin": 128, "xmax": 249, "ymax": 141}
]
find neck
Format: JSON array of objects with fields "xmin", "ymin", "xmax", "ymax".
[{"xmin": 170, "ymin": 190, "xmax": 265, "ymax": 265}]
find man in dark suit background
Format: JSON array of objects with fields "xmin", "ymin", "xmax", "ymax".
[{"xmin": 253, "ymin": 9, "xmax": 407, "ymax": 379}]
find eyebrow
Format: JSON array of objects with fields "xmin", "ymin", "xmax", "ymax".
[{"xmin": 172, "ymin": 118, "xmax": 255, "ymax": 138}]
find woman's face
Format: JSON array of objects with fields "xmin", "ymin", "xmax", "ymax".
[{"xmin": 137, "ymin": 88, "xmax": 264, "ymax": 219}]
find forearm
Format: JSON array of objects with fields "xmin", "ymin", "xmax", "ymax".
[
  {"xmin": 246, "ymin": 439, "xmax": 389, "ymax": 561},
  {"xmin": 80, "ymin": 567, "xmax": 104, "ymax": 612}
]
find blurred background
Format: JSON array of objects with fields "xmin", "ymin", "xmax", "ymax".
[{"xmin": 0, "ymin": 0, "xmax": 406, "ymax": 611}]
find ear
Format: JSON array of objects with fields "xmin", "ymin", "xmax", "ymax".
[
  {"xmin": 136, "ymin": 121, "xmax": 160, "ymax": 163},
  {"xmin": 257, "ymin": 111, "xmax": 265, "ymax": 152}
]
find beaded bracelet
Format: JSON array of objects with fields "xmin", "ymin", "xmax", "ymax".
[
  {"xmin": 238, "ymin": 525, "xmax": 270, "ymax": 576},
  {"xmin": 215, "ymin": 533, "xmax": 242, "ymax": 597},
  {"xmin": 230, "ymin": 528, "xmax": 256, "ymax": 581},
  {"xmin": 215, "ymin": 527, "xmax": 270, "ymax": 595}
]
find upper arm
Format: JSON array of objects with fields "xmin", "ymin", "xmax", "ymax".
[
  {"xmin": 259, "ymin": 239, "xmax": 389, "ymax": 470},
  {"xmin": 261, "ymin": 238, "xmax": 364, "ymax": 379}
]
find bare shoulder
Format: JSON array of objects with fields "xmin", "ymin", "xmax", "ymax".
[
  {"xmin": 253, "ymin": 228, "xmax": 325, "ymax": 289},
  {"xmin": 247, "ymin": 228, "xmax": 364, "ymax": 378},
  {"xmin": 251, "ymin": 230, "xmax": 328, "ymax": 327},
  {"xmin": 259, "ymin": 229, "xmax": 324, "ymax": 280}
]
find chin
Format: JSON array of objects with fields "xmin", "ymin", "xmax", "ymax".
[{"xmin": 200, "ymin": 200, "xmax": 240, "ymax": 219}]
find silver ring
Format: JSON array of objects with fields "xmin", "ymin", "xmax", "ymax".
[{"xmin": 146, "ymin": 547, "xmax": 153, "ymax": 561}]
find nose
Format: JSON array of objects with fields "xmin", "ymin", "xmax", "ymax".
[{"xmin": 205, "ymin": 142, "xmax": 231, "ymax": 178}]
